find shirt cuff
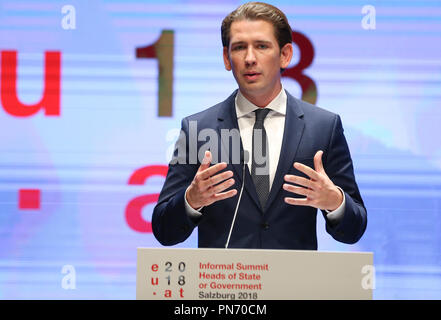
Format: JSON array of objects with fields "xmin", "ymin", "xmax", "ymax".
[
  {"xmin": 325, "ymin": 186, "xmax": 345, "ymax": 224},
  {"xmin": 184, "ymin": 187, "xmax": 204, "ymax": 219}
]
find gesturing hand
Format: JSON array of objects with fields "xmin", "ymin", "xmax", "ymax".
[
  {"xmin": 186, "ymin": 151, "xmax": 238, "ymax": 209},
  {"xmin": 283, "ymin": 150, "xmax": 343, "ymax": 211}
]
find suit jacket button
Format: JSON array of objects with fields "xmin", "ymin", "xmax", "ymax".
[{"xmin": 262, "ymin": 222, "xmax": 269, "ymax": 230}]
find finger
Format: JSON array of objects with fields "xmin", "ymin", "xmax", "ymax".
[
  {"xmin": 202, "ymin": 170, "xmax": 234, "ymax": 189},
  {"xmin": 284, "ymin": 174, "xmax": 316, "ymax": 190},
  {"xmin": 194, "ymin": 162, "xmax": 229, "ymax": 193},
  {"xmin": 198, "ymin": 150, "xmax": 212, "ymax": 173},
  {"xmin": 283, "ymin": 183, "xmax": 314, "ymax": 199},
  {"xmin": 199, "ymin": 162, "xmax": 228, "ymax": 181},
  {"xmin": 208, "ymin": 178, "xmax": 235, "ymax": 196},
  {"xmin": 293, "ymin": 162, "xmax": 320, "ymax": 181},
  {"xmin": 314, "ymin": 150, "xmax": 325, "ymax": 173},
  {"xmin": 284, "ymin": 197, "xmax": 314, "ymax": 207},
  {"xmin": 194, "ymin": 163, "xmax": 228, "ymax": 193},
  {"xmin": 211, "ymin": 189, "xmax": 238, "ymax": 202}
]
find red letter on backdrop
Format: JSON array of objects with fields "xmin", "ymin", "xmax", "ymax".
[
  {"xmin": 125, "ymin": 165, "xmax": 168, "ymax": 233},
  {"xmin": 1, "ymin": 50, "xmax": 61, "ymax": 117}
]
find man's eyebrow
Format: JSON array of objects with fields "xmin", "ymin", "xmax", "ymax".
[
  {"xmin": 255, "ymin": 40, "xmax": 272, "ymax": 44},
  {"xmin": 230, "ymin": 40, "xmax": 272, "ymax": 46},
  {"xmin": 230, "ymin": 41, "xmax": 247, "ymax": 46}
]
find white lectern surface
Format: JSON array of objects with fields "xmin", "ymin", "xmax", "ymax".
[{"xmin": 137, "ymin": 248, "xmax": 373, "ymax": 300}]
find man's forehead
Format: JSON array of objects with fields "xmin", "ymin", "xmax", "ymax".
[{"xmin": 229, "ymin": 19, "xmax": 277, "ymax": 42}]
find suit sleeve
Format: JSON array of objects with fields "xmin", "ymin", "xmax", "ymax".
[
  {"xmin": 322, "ymin": 115, "xmax": 367, "ymax": 244},
  {"xmin": 152, "ymin": 118, "xmax": 200, "ymax": 246}
]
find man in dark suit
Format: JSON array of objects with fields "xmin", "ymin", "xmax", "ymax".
[{"xmin": 152, "ymin": 2, "xmax": 367, "ymax": 249}]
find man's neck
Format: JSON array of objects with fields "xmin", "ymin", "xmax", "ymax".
[{"xmin": 239, "ymin": 82, "xmax": 283, "ymax": 108}]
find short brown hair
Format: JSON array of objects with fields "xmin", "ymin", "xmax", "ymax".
[{"xmin": 221, "ymin": 2, "xmax": 292, "ymax": 50}]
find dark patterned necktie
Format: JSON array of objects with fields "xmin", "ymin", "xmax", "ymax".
[{"xmin": 251, "ymin": 108, "xmax": 271, "ymax": 210}]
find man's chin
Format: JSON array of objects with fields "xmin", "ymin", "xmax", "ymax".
[
  {"xmin": 240, "ymin": 82, "xmax": 263, "ymax": 92},
  {"xmin": 241, "ymin": 85, "xmax": 267, "ymax": 96}
]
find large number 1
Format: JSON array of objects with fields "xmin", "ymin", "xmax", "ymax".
[{"xmin": 136, "ymin": 30, "xmax": 174, "ymax": 117}]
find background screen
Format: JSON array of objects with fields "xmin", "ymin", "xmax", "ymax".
[{"xmin": 1, "ymin": 0, "xmax": 440, "ymax": 299}]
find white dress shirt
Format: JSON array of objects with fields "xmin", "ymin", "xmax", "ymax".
[
  {"xmin": 185, "ymin": 88, "xmax": 345, "ymax": 223},
  {"xmin": 235, "ymin": 86, "xmax": 285, "ymax": 189}
]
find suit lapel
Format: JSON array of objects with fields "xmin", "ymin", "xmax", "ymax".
[
  {"xmin": 265, "ymin": 91, "xmax": 305, "ymax": 211},
  {"xmin": 217, "ymin": 91, "xmax": 261, "ymax": 210}
]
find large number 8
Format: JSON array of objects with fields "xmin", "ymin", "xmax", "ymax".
[{"xmin": 283, "ymin": 31, "xmax": 318, "ymax": 105}]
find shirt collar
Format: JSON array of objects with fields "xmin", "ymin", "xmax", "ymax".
[{"xmin": 235, "ymin": 86, "xmax": 287, "ymax": 118}]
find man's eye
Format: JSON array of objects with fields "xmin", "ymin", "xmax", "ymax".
[
  {"xmin": 257, "ymin": 44, "xmax": 268, "ymax": 49},
  {"xmin": 232, "ymin": 46, "xmax": 245, "ymax": 51}
]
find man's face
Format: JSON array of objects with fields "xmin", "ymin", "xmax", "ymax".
[{"xmin": 223, "ymin": 19, "xmax": 292, "ymax": 103}]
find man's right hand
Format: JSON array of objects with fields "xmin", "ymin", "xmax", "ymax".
[{"xmin": 186, "ymin": 150, "xmax": 237, "ymax": 209}]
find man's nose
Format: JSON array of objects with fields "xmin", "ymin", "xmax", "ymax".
[{"xmin": 245, "ymin": 47, "xmax": 257, "ymax": 66}]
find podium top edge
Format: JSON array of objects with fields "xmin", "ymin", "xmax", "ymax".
[{"xmin": 136, "ymin": 247, "xmax": 373, "ymax": 256}]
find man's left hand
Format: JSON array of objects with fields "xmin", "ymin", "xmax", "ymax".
[{"xmin": 283, "ymin": 150, "xmax": 343, "ymax": 211}]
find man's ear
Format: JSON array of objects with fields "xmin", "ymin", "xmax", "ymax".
[
  {"xmin": 279, "ymin": 43, "xmax": 293, "ymax": 70},
  {"xmin": 223, "ymin": 46, "xmax": 232, "ymax": 71}
]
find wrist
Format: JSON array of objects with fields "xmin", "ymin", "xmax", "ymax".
[
  {"xmin": 185, "ymin": 186, "xmax": 201, "ymax": 210},
  {"xmin": 328, "ymin": 187, "xmax": 343, "ymax": 211}
]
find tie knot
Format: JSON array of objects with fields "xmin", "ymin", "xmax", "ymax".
[{"xmin": 254, "ymin": 108, "xmax": 270, "ymax": 123}]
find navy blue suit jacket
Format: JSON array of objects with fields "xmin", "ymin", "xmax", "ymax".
[{"xmin": 152, "ymin": 90, "xmax": 367, "ymax": 249}]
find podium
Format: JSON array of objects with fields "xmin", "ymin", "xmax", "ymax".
[{"xmin": 137, "ymin": 248, "xmax": 374, "ymax": 300}]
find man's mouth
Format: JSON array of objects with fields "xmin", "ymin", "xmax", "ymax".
[{"xmin": 243, "ymin": 72, "xmax": 261, "ymax": 80}]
